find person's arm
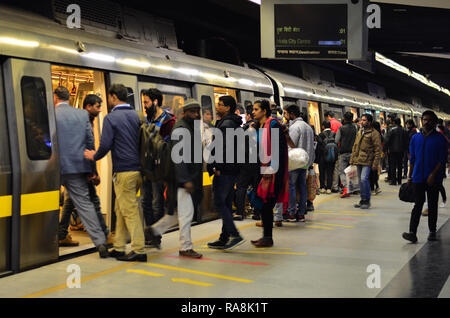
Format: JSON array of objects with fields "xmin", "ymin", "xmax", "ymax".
[
  {"xmin": 372, "ymin": 130, "xmax": 381, "ymax": 170},
  {"xmin": 408, "ymin": 135, "xmax": 416, "ymax": 183},
  {"xmin": 85, "ymin": 117, "xmax": 113, "ymax": 161},
  {"xmin": 335, "ymin": 127, "xmax": 342, "ymax": 145},
  {"xmin": 349, "ymin": 132, "xmax": 359, "ymax": 165}
]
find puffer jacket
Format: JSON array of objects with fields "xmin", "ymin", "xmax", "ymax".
[{"xmin": 350, "ymin": 127, "xmax": 382, "ymax": 167}]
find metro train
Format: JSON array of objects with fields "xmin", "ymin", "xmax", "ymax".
[{"xmin": 0, "ymin": 6, "xmax": 447, "ymax": 276}]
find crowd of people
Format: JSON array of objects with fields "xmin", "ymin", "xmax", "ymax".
[{"xmin": 54, "ymin": 83, "xmax": 449, "ymax": 261}]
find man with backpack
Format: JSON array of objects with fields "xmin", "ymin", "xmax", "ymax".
[
  {"xmin": 318, "ymin": 120, "xmax": 338, "ymax": 193},
  {"xmin": 140, "ymin": 89, "xmax": 176, "ymax": 249},
  {"xmin": 384, "ymin": 117, "xmax": 408, "ymax": 185},
  {"xmin": 336, "ymin": 112, "xmax": 357, "ymax": 198}
]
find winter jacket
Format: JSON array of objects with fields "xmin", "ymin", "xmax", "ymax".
[
  {"xmin": 335, "ymin": 122, "xmax": 357, "ymax": 154},
  {"xmin": 385, "ymin": 125, "xmax": 408, "ymax": 153},
  {"xmin": 288, "ymin": 117, "xmax": 315, "ymax": 168},
  {"xmin": 350, "ymin": 127, "xmax": 382, "ymax": 167},
  {"xmin": 318, "ymin": 129, "xmax": 336, "ymax": 162},
  {"xmin": 207, "ymin": 113, "xmax": 243, "ymax": 176},
  {"xmin": 148, "ymin": 110, "xmax": 176, "ymax": 141},
  {"xmin": 171, "ymin": 117, "xmax": 203, "ymax": 190}
]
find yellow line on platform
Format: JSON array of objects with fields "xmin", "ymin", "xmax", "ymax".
[
  {"xmin": 313, "ymin": 212, "xmax": 376, "ymax": 216},
  {"xmin": 306, "ymin": 225, "xmax": 334, "ymax": 230},
  {"xmin": 314, "ymin": 210, "xmax": 369, "ymax": 213},
  {"xmin": 308, "ymin": 222, "xmax": 354, "ymax": 228},
  {"xmin": 199, "ymin": 245, "xmax": 292, "ymax": 250},
  {"xmin": 127, "ymin": 269, "xmax": 165, "ymax": 277},
  {"xmin": 195, "ymin": 249, "xmax": 307, "ymax": 256},
  {"xmin": 145, "ymin": 263, "xmax": 253, "ymax": 283},
  {"xmin": 172, "ymin": 278, "xmax": 214, "ymax": 287}
]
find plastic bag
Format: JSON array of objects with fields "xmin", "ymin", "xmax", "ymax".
[
  {"xmin": 345, "ymin": 165, "xmax": 358, "ymax": 193},
  {"xmin": 288, "ymin": 147, "xmax": 309, "ymax": 171}
]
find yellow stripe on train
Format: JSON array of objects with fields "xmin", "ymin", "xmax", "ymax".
[
  {"xmin": 21, "ymin": 191, "xmax": 60, "ymax": 215},
  {"xmin": 0, "ymin": 195, "xmax": 12, "ymax": 218}
]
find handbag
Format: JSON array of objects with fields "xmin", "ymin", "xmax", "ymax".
[{"xmin": 399, "ymin": 182, "xmax": 416, "ymax": 203}]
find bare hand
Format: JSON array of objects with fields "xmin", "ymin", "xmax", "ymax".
[
  {"xmin": 214, "ymin": 170, "xmax": 221, "ymax": 177},
  {"xmin": 184, "ymin": 182, "xmax": 194, "ymax": 194},
  {"xmin": 84, "ymin": 149, "xmax": 95, "ymax": 161},
  {"xmin": 427, "ymin": 174, "xmax": 435, "ymax": 186},
  {"xmin": 88, "ymin": 174, "xmax": 101, "ymax": 186}
]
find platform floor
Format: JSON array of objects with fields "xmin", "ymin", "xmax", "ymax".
[{"xmin": 1, "ymin": 177, "xmax": 450, "ymax": 298}]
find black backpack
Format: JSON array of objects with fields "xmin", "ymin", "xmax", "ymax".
[
  {"xmin": 137, "ymin": 112, "xmax": 174, "ymax": 183},
  {"xmin": 399, "ymin": 182, "xmax": 415, "ymax": 203},
  {"xmin": 323, "ymin": 131, "xmax": 338, "ymax": 163}
]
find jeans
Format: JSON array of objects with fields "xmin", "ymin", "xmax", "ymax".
[
  {"xmin": 61, "ymin": 174, "xmax": 106, "ymax": 247},
  {"xmin": 357, "ymin": 165, "xmax": 371, "ymax": 202},
  {"xmin": 235, "ymin": 166, "xmax": 259, "ymax": 217},
  {"xmin": 409, "ymin": 182, "xmax": 439, "ymax": 234},
  {"xmin": 58, "ymin": 181, "xmax": 109, "ymax": 240},
  {"xmin": 213, "ymin": 175, "xmax": 240, "ymax": 241},
  {"xmin": 288, "ymin": 168, "xmax": 307, "ymax": 217},
  {"xmin": 142, "ymin": 179, "xmax": 165, "ymax": 226},
  {"xmin": 338, "ymin": 153, "xmax": 352, "ymax": 188}
]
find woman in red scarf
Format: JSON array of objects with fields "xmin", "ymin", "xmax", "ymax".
[{"xmin": 250, "ymin": 100, "xmax": 289, "ymax": 247}]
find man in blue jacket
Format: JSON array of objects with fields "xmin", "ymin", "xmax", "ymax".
[
  {"xmin": 54, "ymin": 86, "xmax": 108, "ymax": 258},
  {"xmin": 403, "ymin": 110, "xmax": 448, "ymax": 242},
  {"xmin": 85, "ymin": 84, "xmax": 146, "ymax": 262}
]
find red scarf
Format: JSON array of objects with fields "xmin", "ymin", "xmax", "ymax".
[{"xmin": 257, "ymin": 117, "xmax": 289, "ymax": 204}]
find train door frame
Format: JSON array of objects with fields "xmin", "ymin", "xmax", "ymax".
[
  {"xmin": 3, "ymin": 58, "xmax": 60, "ymax": 272},
  {"xmin": 0, "ymin": 66, "xmax": 13, "ymax": 276}
]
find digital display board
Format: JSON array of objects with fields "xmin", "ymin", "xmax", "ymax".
[{"xmin": 274, "ymin": 4, "xmax": 348, "ymax": 59}]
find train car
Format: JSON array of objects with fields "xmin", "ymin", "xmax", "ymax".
[{"xmin": 0, "ymin": 5, "xmax": 446, "ymax": 276}]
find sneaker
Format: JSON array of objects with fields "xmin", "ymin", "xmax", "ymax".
[
  {"xmin": 58, "ymin": 234, "xmax": 79, "ymax": 247},
  {"xmin": 360, "ymin": 201, "xmax": 371, "ymax": 209},
  {"xmin": 98, "ymin": 244, "xmax": 108, "ymax": 258},
  {"xmin": 340, "ymin": 188, "xmax": 350, "ymax": 198},
  {"xmin": 402, "ymin": 232, "xmax": 418, "ymax": 243},
  {"xmin": 274, "ymin": 221, "xmax": 283, "ymax": 227},
  {"xmin": 223, "ymin": 236, "xmax": 245, "ymax": 250},
  {"xmin": 354, "ymin": 201, "xmax": 363, "ymax": 208},
  {"xmin": 297, "ymin": 215, "xmax": 306, "ymax": 222},
  {"xmin": 233, "ymin": 213, "xmax": 244, "ymax": 221},
  {"xmin": 288, "ymin": 215, "xmax": 298, "ymax": 222},
  {"xmin": 319, "ymin": 188, "xmax": 326, "ymax": 193},
  {"xmin": 179, "ymin": 249, "xmax": 202, "ymax": 259},
  {"xmin": 440, "ymin": 201, "xmax": 447, "ymax": 208},
  {"xmin": 326, "ymin": 189, "xmax": 331, "ymax": 194},
  {"xmin": 375, "ymin": 187, "xmax": 381, "ymax": 195},
  {"xmin": 207, "ymin": 239, "xmax": 227, "ymax": 249},
  {"xmin": 422, "ymin": 209, "xmax": 429, "ymax": 216},
  {"xmin": 306, "ymin": 204, "xmax": 315, "ymax": 212},
  {"xmin": 331, "ymin": 189, "xmax": 339, "ymax": 193},
  {"xmin": 144, "ymin": 227, "xmax": 162, "ymax": 249},
  {"xmin": 428, "ymin": 232, "xmax": 438, "ymax": 241}
]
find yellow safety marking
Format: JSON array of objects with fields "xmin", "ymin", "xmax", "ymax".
[
  {"xmin": 203, "ymin": 172, "xmax": 214, "ymax": 186},
  {"xmin": 0, "ymin": 195, "xmax": 12, "ymax": 218},
  {"xmin": 305, "ymin": 225, "xmax": 334, "ymax": 230},
  {"xmin": 315, "ymin": 210, "xmax": 369, "ymax": 213},
  {"xmin": 314, "ymin": 194, "xmax": 340, "ymax": 206},
  {"xmin": 307, "ymin": 222, "xmax": 354, "ymax": 228},
  {"xmin": 144, "ymin": 263, "xmax": 253, "ymax": 283},
  {"xmin": 23, "ymin": 221, "xmax": 257, "ymax": 298},
  {"xmin": 21, "ymin": 191, "xmax": 59, "ymax": 215},
  {"xmin": 195, "ymin": 249, "xmax": 307, "ymax": 256},
  {"xmin": 127, "ymin": 269, "xmax": 165, "ymax": 277},
  {"xmin": 172, "ymin": 278, "xmax": 214, "ymax": 287}
]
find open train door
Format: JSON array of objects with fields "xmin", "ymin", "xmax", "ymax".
[{"xmin": 3, "ymin": 58, "xmax": 60, "ymax": 272}]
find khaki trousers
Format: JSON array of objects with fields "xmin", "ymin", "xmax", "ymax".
[{"xmin": 113, "ymin": 171, "xmax": 145, "ymax": 254}]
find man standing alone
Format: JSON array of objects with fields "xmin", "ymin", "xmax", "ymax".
[{"xmin": 403, "ymin": 111, "xmax": 447, "ymax": 243}]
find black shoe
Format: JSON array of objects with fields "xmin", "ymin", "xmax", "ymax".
[
  {"xmin": 428, "ymin": 232, "xmax": 438, "ymax": 241},
  {"xmin": 144, "ymin": 227, "xmax": 162, "ymax": 249},
  {"xmin": 354, "ymin": 200, "xmax": 363, "ymax": 208},
  {"xmin": 252, "ymin": 214, "xmax": 261, "ymax": 220},
  {"xmin": 108, "ymin": 249, "xmax": 125, "ymax": 258},
  {"xmin": 360, "ymin": 201, "xmax": 371, "ymax": 209},
  {"xmin": 223, "ymin": 236, "xmax": 245, "ymax": 250},
  {"xmin": 233, "ymin": 214, "xmax": 244, "ymax": 221},
  {"xmin": 389, "ymin": 181, "xmax": 397, "ymax": 186},
  {"xmin": 117, "ymin": 251, "xmax": 147, "ymax": 262},
  {"xmin": 306, "ymin": 202, "xmax": 314, "ymax": 212},
  {"xmin": 297, "ymin": 215, "xmax": 306, "ymax": 222},
  {"xmin": 331, "ymin": 189, "xmax": 339, "ymax": 193},
  {"xmin": 98, "ymin": 244, "xmax": 108, "ymax": 258},
  {"xmin": 402, "ymin": 232, "xmax": 418, "ymax": 243},
  {"xmin": 207, "ymin": 239, "xmax": 227, "ymax": 249}
]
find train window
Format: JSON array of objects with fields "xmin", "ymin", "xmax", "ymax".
[
  {"xmin": 0, "ymin": 90, "xmax": 11, "ymax": 175},
  {"xmin": 162, "ymin": 93, "xmax": 186, "ymax": 119},
  {"xmin": 126, "ymin": 87, "xmax": 135, "ymax": 109},
  {"xmin": 21, "ymin": 76, "xmax": 52, "ymax": 160}
]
